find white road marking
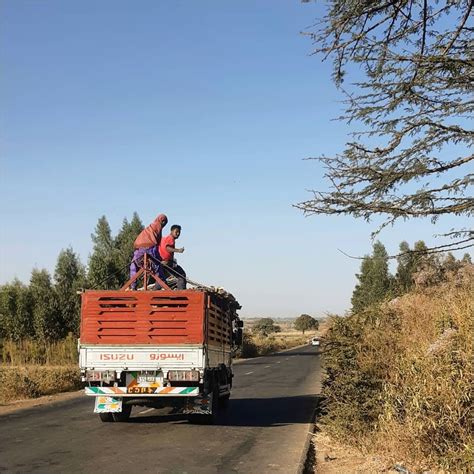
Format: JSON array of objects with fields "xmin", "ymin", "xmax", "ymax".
[
  {"xmin": 276, "ymin": 361, "xmax": 281, "ymax": 364},
  {"xmin": 140, "ymin": 408, "xmax": 154, "ymax": 414},
  {"xmin": 244, "ymin": 371, "xmax": 254, "ymax": 375},
  {"xmin": 264, "ymin": 365, "xmax": 271, "ymax": 368}
]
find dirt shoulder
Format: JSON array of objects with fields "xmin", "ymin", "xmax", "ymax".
[
  {"xmin": 313, "ymin": 431, "xmax": 398, "ymax": 474},
  {"xmin": 0, "ymin": 389, "xmax": 83, "ymax": 416}
]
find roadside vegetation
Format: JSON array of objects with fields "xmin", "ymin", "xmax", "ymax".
[
  {"xmin": 238, "ymin": 317, "xmax": 321, "ymax": 358},
  {"xmin": 319, "ymin": 245, "xmax": 473, "ymax": 472},
  {"xmin": 0, "ymin": 336, "xmax": 80, "ymax": 404},
  {"xmin": 0, "ymin": 213, "xmax": 145, "ymax": 404},
  {"xmin": 298, "ymin": 2, "xmax": 473, "ymax": 470}
]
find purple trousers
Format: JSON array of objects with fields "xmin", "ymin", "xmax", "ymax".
[{"xmin": 129, "ymin": 246, "xmax": 165, "ymax": 290}]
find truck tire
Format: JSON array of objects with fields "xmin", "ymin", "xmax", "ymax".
[
  {"xmin": 111, "ymin": 404, "xmax": 132, "ymax": 422},
  {"xmin": 218, "ymin": 392, "xmax": 230, "ymax": 407},
  {"xmin": 99, "ymin": 412, "xmax": 114, "ymax": 422}
]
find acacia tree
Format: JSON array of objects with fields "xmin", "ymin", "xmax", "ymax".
[
  {"xmin": 297, "ymin": 1, "xmax": 473, "ymax": 252},
  {"xmin": 294, "ymin": 314, "xmax": 319, "ymax": 334},
  {"xmin": 253, "ymin": 317, "xmax": 281, "ymax": 336}
]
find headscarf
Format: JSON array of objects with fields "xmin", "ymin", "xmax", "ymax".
[{"xmin": 133, "ymin": 214, "xmax": 168, "ymax": 249}]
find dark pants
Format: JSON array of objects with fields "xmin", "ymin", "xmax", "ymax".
[{"xmin": 162, "ymin": 261, "xmax": 187, "ymax": 290}]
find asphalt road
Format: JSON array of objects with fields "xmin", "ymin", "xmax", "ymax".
[{"xmin": 0, "ymin": 344, "xmax": 322, "ymax": 474}]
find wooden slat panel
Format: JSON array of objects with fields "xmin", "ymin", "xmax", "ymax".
[{"xmin": 80, "ymin": 290, "xmax": 205, "ymax": 344}]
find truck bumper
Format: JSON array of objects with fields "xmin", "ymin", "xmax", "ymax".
[
  {"xmin": 92, "ymin": 391, "xmax": 212, "ymax": 415},
  {"xmin": 85, "ymin": 386, "xmax": 199, "ymax": 396}
]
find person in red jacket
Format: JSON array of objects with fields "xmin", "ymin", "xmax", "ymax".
[
  {"xmin": 129, "ymin": 214, "xmax": 168, "ymax": 289},
  {"xmin": 159, "ymin": 224, "xmax": 187, "ymax": 290}
]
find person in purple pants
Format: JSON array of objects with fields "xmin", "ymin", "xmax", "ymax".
[{"xmin": 129, "ymin": 214, "xmax": 168, "ymax": 290}]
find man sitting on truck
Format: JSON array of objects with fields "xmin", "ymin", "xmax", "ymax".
[
  {"xmin": 129, "ymin": 213, "xmax": 168, "ymax": 290},
  {"xmin": 159, "ymin": 224, "xmax": 187, "ymax": 290}
]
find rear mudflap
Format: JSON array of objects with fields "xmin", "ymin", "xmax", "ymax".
[
  {"xmin": 182, "ymin": 393, "xmax": 212, "ymax": 415},
  {"xmin": 94, "ymin": 396, "xmax": 123, "ymax": 413},
  {"xmin": 92, "ymin": 393, "xmax": 212, "ymax": 415}
]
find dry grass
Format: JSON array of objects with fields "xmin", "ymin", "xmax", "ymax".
[
  {"xmin": 1, "ymin": 334, "xmax": 78, "ymax": 365},
  {"xmin": 320, "ymin": 278, "xmax": 473, "ymax": 472},
  {"xmin": 0, "ymin": 336, "xmax": 80, "ymax": 404},
  {"xmin": 238, "ymin": 329, "xmax": 315, "ymax": 358},
  {"xmin": 0, "ymin": 366, "xmax": 81, "ymax": 404}
]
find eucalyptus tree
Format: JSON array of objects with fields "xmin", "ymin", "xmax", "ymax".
[
  {"xmin": 351, "ymin": 241, "xmax": 391, "ymax": 313},
  {"xmin": 54, "ymin": 247, "xmax": 87, "ymax": 335},
  {"xmin": 114, "ymin": 212, "xmax": 144, "ymax": 286},
  {"xmin": 88, "ymin": 216, "xmax": 120, "ymax": 289}
]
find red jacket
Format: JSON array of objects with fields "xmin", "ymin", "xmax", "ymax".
[{"xmin": 133, "ymin": 214, "xmax": 168, "ymax": 249}]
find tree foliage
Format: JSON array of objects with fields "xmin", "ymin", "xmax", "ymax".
[
  {"xmin": 395, "ymin": 240, "xmax": 429, "ymax": 293},
  {"xmin": 88, "ymin": 216, "xmax": 120, "ymax": 289},
  {"xmin": 0, "ymin": 279, "xmax": 34, "ymax": 341},
  {"xmin": 253, "ymin": 317, "xmax": 281, "ymax": 336},
  {"xmin": 0, "ymin": 212, "xmax": 145, "ymax": 341},
  {"xmin": 351, "ymin": 241, "xmax": 391, "ymax": 313},
  {"xmin": 297, "ymin": 0, "xmax": 473, "ymax": 252},
  {"xmin": 114, "ymin": 213, "xmax": 144, "ymax": 286},
  {"xmin": 294, "ymin": 313, "xmax": 319, "ymax": 334},
  {"xmin": 29, "ymin": 269, "xmax": 62, "ymax": 341},
  {"xmin": 54, "ymin": 247, "xmax": 87, "ymax": 336}
]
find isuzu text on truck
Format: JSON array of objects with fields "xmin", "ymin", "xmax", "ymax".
[{"xmin": 78, "ymin": 254, "xmax": 243, "ymax": 424}]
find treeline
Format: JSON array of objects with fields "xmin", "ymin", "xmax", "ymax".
[
  {"xmin": 351, "ymin": 240, "xmax": 472, "ymax": 313},
  {"xmin": 0, "ymin": 213, "xmax": 144, "ymax": 342}
]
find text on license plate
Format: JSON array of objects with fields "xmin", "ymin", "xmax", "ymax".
[{"xmin": 128, "ymin": 386, "xmax": 157, "ymax": 394}]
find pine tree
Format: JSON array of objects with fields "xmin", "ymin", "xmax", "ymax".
[
  {"xmin": 351, "ymin": 242, "xmax": 391, "ymax": 314},
  {"xmin": 30, "ymin": 269, "xmax": 62, "ymax": 340},
  {"xmin": 0, "ymin": 279, "xmax": 34, "ymax": 341},
  {"xmin": 54, "ymin": 247, "xmax": 87, "ymax": 336},
  {"xmin": 88, "ymin": 216, "xmax": 120, "ymax": 289},
  {"xmin": 114, "ymin": 212, "xmax": 143, "ymax": 286}
]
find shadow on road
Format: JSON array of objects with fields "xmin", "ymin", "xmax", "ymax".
[
  {"xmin": 266, "ymin": 351, "xmax": 322, "ymax": 357},
  {"xmin": 129, "ymin": 394, "xmax": 323, "ymax": 427},
  {"xmin": 219, "ymin": 394, "xmax": 321, "ymax": 427}
]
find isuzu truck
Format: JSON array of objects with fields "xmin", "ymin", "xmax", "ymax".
[{"xmin": 79, "ymin": 287, "xmax": 243, "ymax": 424}]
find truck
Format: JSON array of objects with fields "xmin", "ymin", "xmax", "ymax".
[{"xmin": 78, "ymin": 259, "xmax": 243, "ymax": 424}]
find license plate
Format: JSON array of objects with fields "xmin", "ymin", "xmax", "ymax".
[
  {"xmin": 128, "ymin": 386, "xmax": 157, "ymax": 394},
  {"xmin": 137, "ymin": 375, "xmax": 162, "ymax": 384}
]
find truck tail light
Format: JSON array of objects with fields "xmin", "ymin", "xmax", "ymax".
[
  {"xmin": 84, "ymin": 370, "xmax": 116, "ymax": 383},
  {"xmin": 167, "ymin": 370, "xmax": 200, "ymax": 382}
]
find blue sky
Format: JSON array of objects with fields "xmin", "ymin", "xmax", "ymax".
[{"xmin": 0, "ymin": 1, "xmax": 468, "ymax": 318}]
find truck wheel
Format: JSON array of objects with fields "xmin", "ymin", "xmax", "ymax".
[
  {"xmin": 218, "ymin": 392, "xmax": 230, "ymax": 407},
  {"xmin": 99, "ymin": 412, "xmax": 114, "ymax": 422},
  {"xmin": 111, "ymin": 404, "xmax": 132, "ymax": 422}
]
